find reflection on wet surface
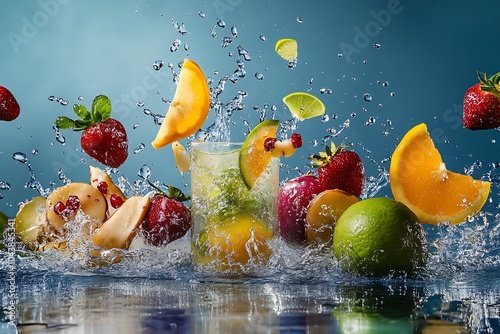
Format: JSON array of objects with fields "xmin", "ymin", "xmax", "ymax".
[{"xmin": 1, "ymin": 271, "xmax": 498, "ymax": 333}]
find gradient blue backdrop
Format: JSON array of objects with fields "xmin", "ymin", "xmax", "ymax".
[{"xmin": 0, "ymin": 0, "xmax": 498, "ymax": 218}]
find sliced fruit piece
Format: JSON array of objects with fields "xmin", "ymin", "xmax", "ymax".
[
  {"xmin": 204, "ymin": 213, "xmax": 274, "ymax": 272},
  {"xmin": 283, "ymin": 92, "xmax": 326, "ymax": 121},
  {"xmin": 275, "ymin": 38, "xmax": 298, "ymax": 61},
  {"xmin": 151, "ymin": 59, "xmax": 210, "ymax": 149},
  {"xmin": 89, "ymin": 165, "xmax": 127, "ymax": 217},
  {"xmin": 46, "ymin": 182, "xmax": 107, "ymax": 229},
  {"xmin": 239, "ymin": 119, "xmax": 280, "ymax": 189},
  {"xmin": 14, "ymin": 196, "xmax": 48, "ymax": 251},
  {"xmin": 305, "ymin": 189, "xmax": 359, "ymax": 247},
  {"xmin": 172, "ymin": 141, "xmax": 190, "ymax": 173},
  {"xmin": 93, "ymin": 195, "xmax": 151, "ymax": 250},
  {"xmin": 390, "ymin": 123, "xmax": 491, "ymax": 225}
]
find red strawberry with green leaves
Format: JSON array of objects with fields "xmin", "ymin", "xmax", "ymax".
[
  {"xmin": 308, "ymin": 142, "xmax": 364, "ymax": 197},
  {"xmin": 463, "ymin": 71, "xmax": 500, "ymax": 130},
  {"xmin": 0, "ymin": 85, "xmax": 20, "ymax": 121},
  {"xmin": 55, "ymin": 95, "xmax": 128, "ymax": 168},
  {"xmin": 142, "ymin": 182, "xmax": 191, "ymax": 247}
]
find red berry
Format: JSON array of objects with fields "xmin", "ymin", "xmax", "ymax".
[
  {"xmin": 290, "ymin": 133, "xmax": 302, "ymax": 148},
  {"xmin": 0, "ymin": 86, "xmax": 20, "ymax": 122},
  {"xmin": 463, "ymin": 73, "xmax": 500, "ymax": 130},
  {"xmin": 263, "ymin": 137, "xmax": 277, "ymax": 151},
  {"xmin": 97, "ymin": 181, "xmax": 108, "ymax": 194},
  {"xmin": 65, "ymin": 195, "xmax": 80, "ymax": 213},
  {"xmin": 110, "ymin": 193, "xmax": 124, "ymax": 209},
  {"xmin": 54, "ymin": 201, "xmax": 66, "ymax": 216},
  {"xmin": 81, "ymin": 118, "xmax": 128, "ymax": 168}
]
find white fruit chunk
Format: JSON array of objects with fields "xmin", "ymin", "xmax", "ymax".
[
  {"xmin": 172, "ymin": 141, "xmax": 190, "ymax": 173},
  {"xmin": 92, "ymin": 195, "xmax": 151, "ymax": 250},
  {"xmin": 46, "ymin": 182, "xmax": 107, "ymax": 229},
  {"xmin": 14, "ymin": 196, "xmax": 48, "ymax": 250},
  {"xmin": 89, "ymin": 165, "xmax": 127, "ymax": 217}
]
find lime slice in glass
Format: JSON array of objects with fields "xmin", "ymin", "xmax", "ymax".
[
  {"xmin": 275, "ymin": 38, "xmax": 298, "ymax": 61},
  {"xmin": 283, "ymin": 92, "xmax": 326, "ymax": 120}
]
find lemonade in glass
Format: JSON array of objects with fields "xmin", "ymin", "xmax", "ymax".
[{"xmin": 190, "ymin": 142, "xmax": 279, "ymax": 273}]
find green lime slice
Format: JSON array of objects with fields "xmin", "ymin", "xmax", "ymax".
[
  {"xmin": 275, "ymin": 38, "xmax": 298, "ymax": 61},
  {"xmin": 283, "ymin": 92, "xmax": 326, "ymax": 121},
  {"xmin": 239, "ymin": 120, "xmax": 279, "ymax": 189}
]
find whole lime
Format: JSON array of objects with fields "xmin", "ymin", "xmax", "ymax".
[{"xmin": 333, "ymin": 197, "xmax": 427, "ymax": 277}]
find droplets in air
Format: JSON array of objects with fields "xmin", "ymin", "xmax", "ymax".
[
  {"xmin": 171, "ymin": 19, "xmax": 188, "ymax": 35},
  {"xmin": 237, "ymin": 45, "xmax": 251, "ymax": 61},
  {"xmin": 365, "ymin": 116, "xmax": 376, "ymax": 126},
  {"xmin": 198, "ymin": 11, "xmax": 205, "ymax": 18},
  {"xmin": 48, "ymin": 95, "xmax": 69, "ymax": 106},
  {"xmin": 170, "ymin": 39, "xmax": 181, "ymax": 52},
  {"xmin": 0, "ymin": 181, "xmax": 11, "ymax": 191},
  {"xmin": 363, "ymin": 93, "xmax": 372, "ymax": 102},
  {"xmin": 12, "ymin": 152, "xmax": 28, "ymax": 164},
  {"xmin": 143, "ymin": 109, "xmax": 164, "ymax": 126},
  {"xmin": 320, "ymin": 88, "xmax": 332, "ymax": 94},
  {"xmin": 133, "ymin": 143, "xmax": 145, "ymax": 155},
  {"xmin": 259, "ymin": 34, "xmax": 266, "ymax": 41},
  {"xmin": 373, "ymin": 43, "xmax": 381, "ymax": 49},
  {"xmin": 221, "ymin": 36, "xmax": 232, "ymax": 48},
  {"xmin": 52, "ymin": 124, "xmax": 66, "ymax": 145},
  {"xmin": 137, "ymin": 101, "xmax": 145, "ymax": 107},
  {"xmin": 230, "ymin": 26, "xmax": 238, "ymax": 37},
  {"xmin": 216, "ymin": 18, "xmax": 226, "ymax": 28},
  {"xmin": 296, "ymin": 17, "xmax": 303, "ymax": 23},
  {"xmin": 152, "ymin": 60, "xmax": 164, "ymax": 71},
  {"xmin": 382, "ymin": 81, "xmax": 389, "ymax": 87},
  {"xmin": 138, "ymin": 164, "xmax": 152, "ymax": 180},
  {"xmin": 255, "ymin": 72, "xmax": 264, "ymax": 80}
]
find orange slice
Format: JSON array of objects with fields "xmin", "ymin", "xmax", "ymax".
[
  {"xmin": 390, "ymin": 123, "xmax": 490, "ymax": 225},
  {"xmin": 151, "ymin": 59, "xmax": 210, "ymax": 149},
  {"xmin": 239, "ymin": 120, "xmax": 279, "ymax": 189}
]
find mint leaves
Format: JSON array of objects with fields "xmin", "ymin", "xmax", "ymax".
[{"xmin": 55, "ymin": 95, "xmax": 112, "ymax": 131}]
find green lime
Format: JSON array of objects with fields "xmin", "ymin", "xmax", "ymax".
[
  {"xmin": 239, "ymin": 119, "xmax": 279, "ymax": 189},
  {"xmin": 275, "ymin": 38, "xmax": 298, "ymax": 61},
  {"xmin": 333, "ymin": 197, "xmax": 428, "ymax": 277},
  {"xmin": 283, "ymin": 92, "xmax": 326, "ymax": 121}
]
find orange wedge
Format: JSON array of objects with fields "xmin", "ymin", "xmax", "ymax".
[
  {"xmin": 151, "ymin": 59, "xmax": 210, "ymax": 149},
  {"xmin": 390, "ymin": 123, "xmax": 490, "ymax": 225}
]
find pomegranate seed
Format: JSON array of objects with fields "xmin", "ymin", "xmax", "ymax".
[
  {"xmin": 290, "ymin": 133, "xmax": 303, "ymax": 148},
  {"xmin": 65, "ymin": 195, "xmax": 80, "ymax": 213},
  {"xmin": 110, "ymin": 194, "xmax": 124, "ymax": 209},
  {"xmin": 54, "ymin": 201, "xmax": 66, "ymax": 216},
  {"xmin": 263, "ymin": 137, "xmax": 278, "ymax": 151},
  {"xmin": 97, "ymin": 181, "xmax": 108, "ymax": 194}
]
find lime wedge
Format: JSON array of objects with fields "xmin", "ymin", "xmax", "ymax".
[
  {"xmin": 283, "ymin": 92, "xmax": 326, "ymax": 121},
  {"xmin": 275, "ymin": 38, "xmax": 298, "ymax": 61},
  {"xmin": 239, "ymin": 120, "xmax": 279, "ymax": 189}
]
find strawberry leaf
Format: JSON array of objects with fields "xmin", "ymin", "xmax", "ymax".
[
  {"xmin": 73, "ymin": 104, "xmax": 90, "ymax": 120},
  {"xmin": 55, "ymin": 116, "xmax": 76, "ymax": 130},
  {"xmin": 92, "ymin": 95, "xmax": 111, "ymax": 121},
  {"xmin": 166, "ymin": 184, "xmax": 190, "ymax": 202}
]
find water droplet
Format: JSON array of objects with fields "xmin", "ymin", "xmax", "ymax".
[
  {"xmin": 138, "ymin": 164, "xmax": 151, "ymax": 180},
  {"xmin": 321, "ymin": 114, "xmax": 329, "ymax": 123},
  {"xmin": 32, "ymin": 149, "xmax": 38, "ymax": 155},
  {"xmin": 390, "ymin": 92, "xmax": 395, "ymax": 97},
  {"xmin": 198, "ymin": 11, "xmax": 205, "ymax": 18},
  {"xmin": 492, "ymin": 139, "xmax": 496, "ymax": 144},
  {"xmin": 58, "ymin": 98, "xmax": 69, "ymax": 106},
  {"xmin": 12, "ymin": 152, "xmax": 28, "ymax": 164},
  {"xmin": 296, "ymin": 17, "xmax": 303, "ymax": 23},
  {"xmin": 351, "ymin": 112, "xmax": 357, "ymax": 118},
  {"xmin": 152, "ymin": 60, "xmax": 164, "ymax": 71},
  {"xmin": 308, "ymin": 78, "xmax": 314, "ymax": 85},
  {"xmin": 210, "ymin": 27, "xmax": 217, "ymax": 39},
  {"xmin": 184, "ymin": 43, "xmax": 189, "ymax": 51},
  {"xmin": 231, "ymin": 26, "xmax": 238, "ymax": 37},
  {"xmin": 259, "ymin": 34, "xmax": 266, "ymax": 41},
  {"xmin": 337, "ymin": 53, "xmax": 343, "ymax": 58},
  {"xmin": 365, "ymin": 116, "xmax": 376, "ymax": 126},
  {"xmin": 216, "ymin": 18, "xmax": 226, "ymax": 28},
  {"xmin": 133, "ymin": 123, "xmax": 139, "ymax": 129},
  {"xmin": 170, "ymin": 39, "xmax": 181, "ymax": 52},
  {"xmin": 48, "ymin": 95, "xmax": 56, "ymax": 101},
  {"xmin": 0, "ymin": 182, "xmax": 11, "ymax": 191},
  {"xmin": 373, "ymin": 43, "xmax": 381, "ymax": 49},
  {"xmin": 77, "ymin": 96, "xmax": 84, "ymax": 100},
  {"xmin": 320, "ymin": 88, "xmax": 332, "ymax": 94},
  {"xmin": 363, "ymin": 93, "xmax": 372, "ymax": 102},
  {"xmin": 133, "ymin": 143, "xmax": 145, "ymax": 155},
  {"xmin": 255, "ymin": 72, "xmax": 264, "ymax": 80},
  {"xmin": 171, "ymin": 19, "xmax": 188, "ymax": 35},
  {"xmin": 137, "ymin": 101, "xmax": 145, "ymax": 107},
  {"xmin": 237, "ymin": 45, "xmax": 251, "ymax": 61},
  {"xmin": 221, "ymin": 36, "xmax": 232, "ymax": 48},
  {"xmin": 382, "ymin": 81, "xmax": 389, "ymax": 87}
]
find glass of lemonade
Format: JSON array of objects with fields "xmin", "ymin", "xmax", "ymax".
[{"xmin": 190, "ymin": 142, "xmax": 279, "ymax": 273}]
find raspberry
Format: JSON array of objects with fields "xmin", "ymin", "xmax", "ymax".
[
  {"xmin": 263, "ymin": 137, "xmax": 278, "ymax": 151},
  {"xmin": 97, "ymin": 181, "xmax": 108, "ymax": 194},
  {"xmin": 290, "ymin": 133, "xmax": 303, "ymax": 148},
  {"xmin": 110, "ymin": 193, "xmax": 124, "ymax": 209}
]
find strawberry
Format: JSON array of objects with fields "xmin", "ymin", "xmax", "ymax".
[
  {"xmin": 55, "ymin": 95, "xmax": 128, "ymax": 168},
  {"xmin": 0, "ymin": 85, "xmax": 20, "ymax": 121},
  {"xmin": 463, "ymin": 71, "xmax": 500, "ymax": 130},
  {"xmin": 142, "ymin": 182, "xmax": 191, "ymax": 247},
  {"xmin": 308, "ymin": 142, "xmax": 364, "ymax": 197}
]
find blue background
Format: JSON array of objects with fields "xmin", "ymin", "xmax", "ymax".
[{"xmin": 0, "ymin": 0, "xmax": 498, "ymax": 218}]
